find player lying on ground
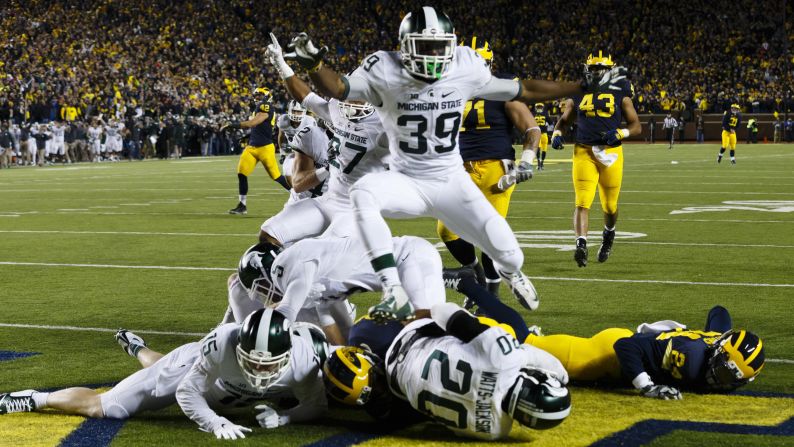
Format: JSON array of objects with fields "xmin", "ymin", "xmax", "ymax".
[
  {"xmin": 0, "ymin": 309, "xmax": 329, "ymax": 440},
  {"xmin": 523, "ymin": 305, "xmax": 765, "ymax": 399},
  {"xmin": 324, "ymin": 302, "xmax": 571, "ymax": 440},
  {"xmin": 224, "ymin": 236, "xmax": 444, "ymax": 345},
  {"xmin": 277, "ymin": 6, "xmax": 629, "ymax": 323}
]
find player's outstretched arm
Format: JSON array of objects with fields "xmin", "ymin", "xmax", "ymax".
[{"xmin": 506, "ymin": 101, "xmax": 540, "ymax": 182}]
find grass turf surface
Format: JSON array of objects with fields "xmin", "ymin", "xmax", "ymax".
[{"xmin": 0, "ymin": 143, "xmax": 793, "ymax": 446}]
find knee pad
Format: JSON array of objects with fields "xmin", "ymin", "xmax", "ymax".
[
  {"xmin": 483, "ymin": 215, "xmax": 522, "ymax": 271},
  {"xmin": 100, "ymin": 397, "xmax": 131, "ymax": 420}
]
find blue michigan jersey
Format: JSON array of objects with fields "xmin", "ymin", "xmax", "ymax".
[
  {"xmin": 722, "ymin": 111, "xmax": 741, "ymax": 131},
  {"xmin": 459, "ymin": 72, "xmax": 516, "ymax": 161},
  {"xmin": 572, "ymin": 79, "xmax": 634, "ymax": 147},
  {"xmin": 248, "ymin": 101, "xmax": 275, "ymax": 147},
  {"xmin": 613, "ymin": 329, "xmax": 722, "ymax": 389}
]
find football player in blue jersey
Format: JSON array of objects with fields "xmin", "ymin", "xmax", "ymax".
[
  {"xmin": 225, "ymin": 87, "xmax": 291, "ymax": 215},
  {"xmin": 437, "ymin": 36, "xmax": 541, "ymax": 298},
  {"xmin": 525, "ymin": 305, "xmax": 765, "ymax": 399},
  {"xmin": 552, "ymin": 52, "xmax": 641, "ymax": 267},
  {"xmin": 718, "ymin": 103, "xmax": 741, "ymax": 164}
]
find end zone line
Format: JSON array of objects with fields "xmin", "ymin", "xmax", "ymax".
[
  {"xmin": 0, "ymin": 261, "xmax": 234, "ymax": 271},
  {"xmin": 0, "ymin": 322, "xmax": 204, "ymax": 337}
]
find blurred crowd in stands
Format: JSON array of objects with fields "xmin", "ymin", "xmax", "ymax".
[{"xmin": 0, "ymin": 0, "xmax": 792, "ymax": 164}]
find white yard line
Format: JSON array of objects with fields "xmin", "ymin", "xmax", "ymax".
[
  {"xmin": 0, "ymin": 230, "xmax": 254, "ymax": 237},
  {"xmin": 0, "ymin": 230, "xmax": 791, "ymax": 249},
  {"xmin": 1, "ymin": 261, "xmax": 791, "ymax": 288},
  {"xmin": 530, "ymin": 275, "xmax": 794, "ymax": 288},
  {"xmin": 507, "ymin": 215, "xmax": 792, "ymax": 224},
  {"xmin": 0, "ymin": 261, "xmax": 234, "ymax": 271},
  {"xmin": 0, "ymin": 322, "xmax": 204, "ymax": 337}
]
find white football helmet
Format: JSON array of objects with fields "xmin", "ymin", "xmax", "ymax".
[
  {"xmin": 398, "ymin": 7, "xmax": 456, "ymax": 80},
  {"xmin": 287, "ymin": 100, "xmax": 307, "ymax": 124},
  {"xmin": 338, "ymin": 100, "xmax": 375, "ymax": 121}
]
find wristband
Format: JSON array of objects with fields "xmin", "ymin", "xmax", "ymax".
[
  {"xmin": 315, "ymin": 166, "xmax": 329, "ymax": 182},
  {"xmin": 632, "ymin": 372, "xmax": 653, "ymax": 390},
  {"xmin": 552, "ymin": 129, "xmax": 562, "ymax": 137},
  {"xmin": 619, "ymin": 128, "xmax": 630, "ymax": 139},
  {"xmin": 526, "ymin": 126, "xmax": 541, "ymax": 134}
]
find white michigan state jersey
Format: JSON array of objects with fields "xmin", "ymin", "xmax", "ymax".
[
  {"xmin": 301, "ymin": 94, "xmax": 389, "ymax": 198},
  {"xmin": 291, "ymin": 123, "xmax": 330, "ymax": 197},
  {"xmin": 88, "ymin": 126, "xmax": 102, "ymax": 142},
  {"xmin": 277, "ymin": 114, "xmax": 317, "ymax": 151},
  {"xmin": 178, "ymin": 323, "xmax": 325, "ymax": 431},
  {"xmin": 272, "ymin": 235, "xmax": 440, "ymax": 322},
  {"xmin": 51, "ymin": 124, "xmax": 65, "ymax": 142},
  {"xmin": 385, "ymin": 319, "xmax": 565, "ymax": 440},
  {"xmin": 346, "ymin": 47, "xmax": 502, "ymax": 178}
]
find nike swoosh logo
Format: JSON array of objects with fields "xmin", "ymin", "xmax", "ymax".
[{"xmin": 442, "ymin": 92, "xmax": 454, "ymax": 98}]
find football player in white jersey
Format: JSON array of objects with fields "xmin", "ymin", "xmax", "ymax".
[
  {"xmin": 50, "ymin": 120, "xmax": 68, "ymax": 163},
  {"xmin": 0, "ymin": 309, "xmax": 328, "ymax": 440},
  {"xmin": 105, "ymin": 119, "xmax": 125, "ymax": 161},
  {"xmin": 279, "ymin": 7, "xmax": 628, "ymax": 322},
  {"xmin": 263, "ymin": 118, "xmax": 330, "ymax": 240},
  {"xmin": 87, "ymin": 118, "xmax": 103, "ymax": 162},
  {"xmin": 260, "ymin": 34, "xmax": 390, "ymax": 245},
  {"xmin": 326, "ymin": 302, "xmax": 570, "ymax": 440},
  {"xmin": 277, "ymin": 100, "xmax": 315, "ymax": 157},
  {"xmin": 227, "ymin": 236, "xmax": 444, "ymax": 345}
]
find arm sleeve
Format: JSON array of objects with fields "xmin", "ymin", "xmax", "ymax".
[
  {"xmin": 613, "ymin": 336, "xmax": 654, "ymax": 388},
  {"xmin": 280, "ymin": 373, "xmax": 328, "ymax": 424},
  {"xmin": 175, "ymin": 358, "xmax": 223, "ymax": 432},
  {"xmin": 472, "ymin": 77, "xmax": 521, "ymax": 102},
  {"xmin": 431, "ymin": 302, "xmax": 489, "ymax": 343},
  {"xmin": 274, "ymin": 260, "xmax": 319, "ymax": 322},
  {"xmin": 301, "ymin": 93, "xmax": 333, "ymax": 122}
]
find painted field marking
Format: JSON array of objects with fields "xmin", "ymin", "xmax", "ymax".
[
  {"xmin": 0, "ymin": 261, "xmax": 791, "ymax": 289},
  {"xmin": 0, "ymin": 322, "xmax": 204, "ymax": 337}
]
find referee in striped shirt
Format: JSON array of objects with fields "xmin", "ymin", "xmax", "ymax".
[{"xmin": 663, "ymin": 113, "xmax": 677, "ymax": 149}]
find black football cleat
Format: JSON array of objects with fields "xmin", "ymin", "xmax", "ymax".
[
  {"xmin": 228, "ymin": 202, "xmax": 247, "ymax": 215},
  {"xmin": 574, "ymin": 239, "xmax": 588, "ymax": 267},
  {"xmin": 443, "ymin": 267, "xmax": 476, "ymax": 293},
  {"xmin": 0, "ymin": 390, "xmax": 36, "ymax": 415},
  {"xmin": 598, "ymin": 229, "xmax": 616, "ymax": 263}
]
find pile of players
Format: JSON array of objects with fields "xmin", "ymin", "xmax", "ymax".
[{"xmin": 0, "ymin": 7, "xmax": 766, "ymax": 442}]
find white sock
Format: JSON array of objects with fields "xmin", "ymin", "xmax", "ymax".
[
  {"xmin": 378, "ymin": 266, "xmax": 402, "ymax": 288},
  {"xmin": 32, "ymin": 391, "xmax": 50, "ymax": 409},
  {"xmin": 605, "ymin": 225, "xmax": 615, "ymax": 232},
  {"xmin": 239, "ymin": 195, "xmax": 246, "ymax": 205}
]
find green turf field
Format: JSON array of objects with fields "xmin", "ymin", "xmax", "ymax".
[{"xmin": 1, "ymin": 143, "xmax": 793, "ymax": 446}]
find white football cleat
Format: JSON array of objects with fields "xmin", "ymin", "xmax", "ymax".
[
  {"xmin": 115, "ymin": 329, "xmax": 147, "ymax": 358},
  {"xmin": 500, "ymin": 270, "xmax": 539, "ymax": 311}
]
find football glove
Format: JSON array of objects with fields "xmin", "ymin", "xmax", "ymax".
[
  {"xmin": 255, "ymin": 404, "xmax": 289, "ymax": 429},
  {"xmin": 210, "ymin": 417, "xmax": 252, "ymax": 440},
  {"xmin": 515, "ymin": 161, "xmax": 533, "ymax": 183},
  {"xmin": 640, "ymin": 384, "xmax": 682, "ymax": 400},
  {"xmin": 266, "ymin": 33, "xmax": 295, "ymax": 79},
  {"xmin": 605, "ymin": 129, "xmax": 621, "ymax": 146},
  {"xmin": 496, "ymin": 172, "xmax": 516, "ymax": 191},
  {"xmin": 583, "ymin": 65, "xmax": 628, "ymax": 92},
  {"xmin": 551, "ymin": 131, "xmax": 565, "ymax": 150},
  {"xmin": 221, "ymin": 121, "xmax": 241, "ymax": 132},
  {"xmin": 284, "ymin": 33, "xmax": 328, "ymax": 71}
]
